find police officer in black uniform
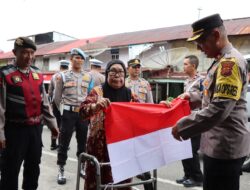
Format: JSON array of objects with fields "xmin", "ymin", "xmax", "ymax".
[{"xmin": 0, "ymin": 37, "xmax": 59, "ymax": 190}]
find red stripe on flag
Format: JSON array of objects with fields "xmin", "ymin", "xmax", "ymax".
[{"xmin": 105, "ymin": 98, "xmax": 190, "ymax": 144}]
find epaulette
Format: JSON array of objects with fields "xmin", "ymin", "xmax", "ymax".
[
  {"xmin": 0, "ymin": 64, "xmax": 16, "ymax": 75},
  {"xmin": 30, "ymin": 65, "xmax": 42, "ymax": 73},
  {"xmin": 0, "ymin": 64, "xmax": 15, "ymax": 71}
]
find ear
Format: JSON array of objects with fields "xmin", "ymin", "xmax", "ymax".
[
  {"xmin": 12, "ymin": 49, "xmax": 17, "ymax": 56},
  {"xmin": 213, "ymin": 29, "xmax": 220, "ymax": 41}
]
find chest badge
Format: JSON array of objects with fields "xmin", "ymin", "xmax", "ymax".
[
  {"xmin": 82, "ymin": 75, "xmax": 90, "ymax": 81},
  {"xmin": 12, "ymin": 76, "xmax": 22, "ymax": 83},
  {"xmin": 32, "ymin": 73, "xmax": 40, "ymax": 80}
]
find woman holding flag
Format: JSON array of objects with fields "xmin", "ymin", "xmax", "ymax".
[{"xmin": 80, "ymin": 59, "xmax": 135, "ymax": 190}]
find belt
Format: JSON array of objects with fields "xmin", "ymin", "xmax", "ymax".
[
  {"xmin": 63, "ymin": 105, "xmax": 80, "ymax": 113},
  {"xmin": 7, "ymin": 115, "xmax": 42, "ymax": 126}
]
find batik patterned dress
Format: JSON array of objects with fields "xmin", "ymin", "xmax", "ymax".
[{"xmin": 80, "ymin": 86, "xmax": 132, "ymax": 190}]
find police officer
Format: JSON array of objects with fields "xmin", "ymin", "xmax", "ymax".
[
  {"xmin": 175, "ymin": 55, "xmax": 203, "ymax": 187},
  {"xmin": 172, "ymin": 14, "xmax": 250, "ymax": 190},
  {"xmin": 88, "ymin": 58, "xmax": 105, "ymax": 87},
  {"xmin": 126, "ymin": 58, "xmax": 154, "ymax": 190},
  {"xmin": 48, "ymin": 60, "xmax": 70, "ymax": 150},
  {"xmin": 0, "ymin": 37, "xmax": 59, "ymax": 190},
  {"xmin": 54, "ymin": 48, "xmax": 94, "ymax": 185},
  {"xmin": 126, "ymin": 58, "xmax": 153, "ymax": 103}
]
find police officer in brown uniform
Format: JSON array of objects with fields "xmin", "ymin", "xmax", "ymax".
[
  {"xmin": 0, "ymin": 37, "xmax": 59, "ymax": 190},
  {"xmin": 176, "ymin": 55, "xmax": 203, "ymax": 187},
  {"xmin": 172, "ymin": 14, "xmax": 250, "ymax": 190},
  {"xmin": 88, "ymin": 58, "xmax": 105, "ymax": 87},
  {"xmin": 126, "ymin": 59, "xmax": 153, "ymax": 103},
  {"xmin": 54, "ymin": 48, "xmax": 94, "ymax": 185},
  {"xmin": 48, "ymin": 60, "xmax": 70, "ymax": 150},
  {"xmin": 126, "ymin": 58, "xmax": 154, "ymax": 190}
]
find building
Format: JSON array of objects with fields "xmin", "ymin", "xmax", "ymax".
[{"xmin": 1, "ymin": 17, "xmax": 250, "ymax": 102}]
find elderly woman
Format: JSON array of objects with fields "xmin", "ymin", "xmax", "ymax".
[{"xmin": 80, "ymin": 59, "xmax": 134, "ymax": 190}]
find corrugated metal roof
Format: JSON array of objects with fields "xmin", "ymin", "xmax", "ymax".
[{"xmin": 1, "ymin": 17, "xmax": 250, "ymax": 60}]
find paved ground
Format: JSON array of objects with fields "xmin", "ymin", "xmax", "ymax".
[{"xmin": 16, "ymin": 127, "xmax": 250, "ymax": 190}]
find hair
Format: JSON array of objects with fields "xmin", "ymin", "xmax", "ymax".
[
  {"xmin": 105, "ymin": 59, "xmax": 126, "ymax": 80},
  {"xmin": 91, "ymin": 64, "xmax": 101, "ymax": 69},
  {"xmin": 185, "ymin": 55, "xmax": 199, "ymax": 69},
  {"xmin": 60, "ymin": 65, "xmax": 68, "ymax": 70}
]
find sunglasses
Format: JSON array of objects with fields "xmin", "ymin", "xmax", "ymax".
[{"xmin": 131, "ymin": 65, "xmax": 141, "ymax": 69}]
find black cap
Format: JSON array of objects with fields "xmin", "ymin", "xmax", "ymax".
[
  {"xmin": 187, "ymin": 14, "xmax": 223, "ymax": 42},
  {"xmin": 14, "ymin": 37, "xmax": 37, "ymax": 51},
  {"xmin": 127, "ymin": 58, "xmax": 141, "ymax": 67}
]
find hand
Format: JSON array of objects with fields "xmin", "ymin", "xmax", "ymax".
[
  {"xmin": 92, "ymin": 98, "xmax": 111, "ymax": 112},
  {"xmin": 159, "ymin": 100, "xmax": 172, "ymax": 108},
  {"xmin": 178, "ymin": 92, "xmax": 190, "ymax": 100},
  {"xmin": 0, "ymin": 139, "xmax": 6, "ymax": 149},
  {"xmin": 51, "ymin": 127, "xmax": 59, "ymax": 138},
  {"xmin": 171, "ymin": 126, "xmax": 182, "ymax": 141}
]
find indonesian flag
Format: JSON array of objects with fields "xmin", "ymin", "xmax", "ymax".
[{"xmin": 105, "ymin": 98, "xmax": 193, "ymax": 183}]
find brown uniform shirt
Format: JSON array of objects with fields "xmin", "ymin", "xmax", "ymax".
[{"xmin": 176, "ymin": 43, "xmax": 250, "ymax": 159}]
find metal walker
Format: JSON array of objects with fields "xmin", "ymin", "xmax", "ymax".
[{"xmin": 76, "ymin": 152, "xmax": 157, "ymax": 190}]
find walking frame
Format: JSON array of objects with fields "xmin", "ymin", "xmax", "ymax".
[{"xmin": 76, "ymin": 152, "xmax": 158, "ymax": 190}]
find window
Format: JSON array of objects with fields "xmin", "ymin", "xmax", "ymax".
[
  {"xmin": 42, "ymin": 58, "xmax": 50, "ymax": 71},
  {"xmin": 59, "ymin": 56, "xmax": 66, "ymax": 60},
  {"xmin": 111, "ymin": 48, "xmax": 119, "ymax": 60}
]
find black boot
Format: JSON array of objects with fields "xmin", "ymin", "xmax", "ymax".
[
  {"xmin": 242, "ymin": 157, "xmax": 250, "ymax": 172},
  {"xmin": 57, "ymin": 165, "xmax": 66, "ymax": 185},
  {"xmin": 50, "ymin": 138, "xmax": 58, "ymax": 150}
]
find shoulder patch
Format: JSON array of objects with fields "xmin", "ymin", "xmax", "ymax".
[
  {"xmin": 220, "ymin": 60, "xmax": 235, "ymax": 77},
  {"xmin": 214, "ymin": 57, "xmax": 242, "ymax": 100}
]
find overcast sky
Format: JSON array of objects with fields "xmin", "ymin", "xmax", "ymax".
[{"xmin": 1, "ymin": 0, "xmax": 249, "ymax": 51}]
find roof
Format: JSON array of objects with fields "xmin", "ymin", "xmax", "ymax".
[{"xmin": 1, "ymin": 17, "xmax": 250, "ymax": 60}]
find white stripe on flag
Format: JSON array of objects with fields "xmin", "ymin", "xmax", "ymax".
[{"xmin": 108, "ymin": 127, "xmax": 192, "ymax": 183}]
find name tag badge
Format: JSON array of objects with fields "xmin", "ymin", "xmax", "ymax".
[
  {"xmin": 82, "ymin": 75, "xmax": 90, "ymax": 82},
  {"xmin": 32, "ymin": 73, "xmax": 40, "ymax": 80}
]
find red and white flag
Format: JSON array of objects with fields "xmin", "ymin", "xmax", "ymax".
[{"xmin": 105, "ymin": 98, "xmax": 193, "ymax": 183}]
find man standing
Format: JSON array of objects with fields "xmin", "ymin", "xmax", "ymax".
[
  {"xmin": 175, "ymin": 55, "xmax": 203, "ymax": 187},
  {"xmin": 0, "ymin": 37, "xmax": 59, "ymax": 190},
  {"xmin": 48, "ymin": 60, "xmax": 69, "ymax": 150},
  {"xmin": 54, "ymin": 48, "xmax": 93, "ymax": 185},
  {"xmin": 126, "ymin": 58, "xmax": 154, "ymax": 190},
  {"xmin": 172, "ymin": 14, "xmax": 250, "ymax": 190},
  {"xmin": 88, "ymin": 58, "xmax": 105, "ymax": 87},
  {"xmin": 126, "ymin": 58, "xmax": 153, "ymax": 103}
]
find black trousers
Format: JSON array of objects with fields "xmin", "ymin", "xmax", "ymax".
[
  {"xmin": 138, "ymin": 172, "xmax": 154, "ymax": 190},
  {"xmin": 203, "ymin": 155, "xmax": 246, "ymax": 190},
  {"xmin": 57, "ymin": 110, "xmax": 89, "ymax": 166},
  {"xmin": 51, "ymin": 103, "xmax": 61, "ymax": 145},
  {"xmin": 0, "ymin": 124, "xmax": 43, "ymax": 190},
  {"xmin": 182, "ymin": 135, "xmax": 203, "ymax": 182},
  {"xmin": 52, "ymin": 103, "xmax": 61, "ymax": 129}
]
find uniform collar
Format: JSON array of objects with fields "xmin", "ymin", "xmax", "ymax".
[
  {"xmin": 221, "ymin": 43, "xmax": 233, "ymax": 55},
  {"xmin": 128, "ymin": 76, "xmax": 140, "ymax": 81},
  {"xmin": 188, "ymin": 73, "xmax": 200, "ymax": 81}
]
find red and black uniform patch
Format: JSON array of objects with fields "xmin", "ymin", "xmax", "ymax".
[{"xmin": 221, "ymin": 61, "xmax": 234, "ymax": 77}]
